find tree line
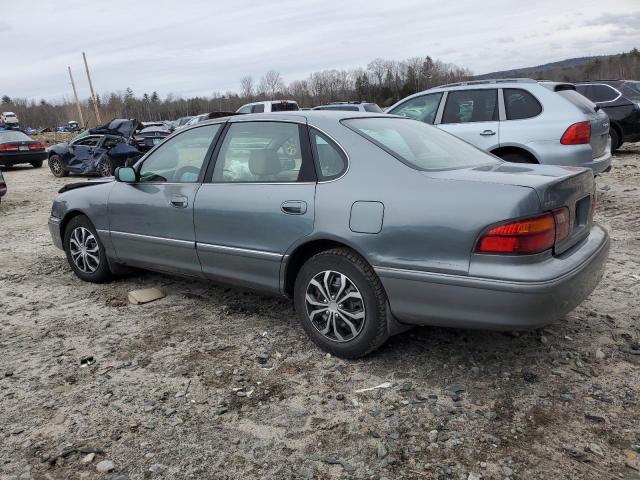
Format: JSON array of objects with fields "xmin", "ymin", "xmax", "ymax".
[{"xmin": 1, "ymin": 55, "xmax": 471, "ymax": 128}]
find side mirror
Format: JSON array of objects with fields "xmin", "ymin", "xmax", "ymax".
[{"xmin": 115, "ymin": 166, "xmax": 137, "ymax": 183}]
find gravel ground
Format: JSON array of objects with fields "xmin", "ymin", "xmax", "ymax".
[{"xmin": 1, "ymin": 145, "xmax": 639, "ymax": 480}]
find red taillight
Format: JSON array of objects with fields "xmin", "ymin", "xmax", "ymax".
[
  {"xmin": 560, "ymin": 121, "xmax": 591, "ymax": 145},
  {"xmin": 0, "ymin": 144, "xmax": 19, "ymax": 151},
  {"xmin": 28, "ymin": 143, "xmax": 45, "ymax": 150},
  {"xmin": 476, "ymin": 208, "xmax": 572, "ymax": 255}
]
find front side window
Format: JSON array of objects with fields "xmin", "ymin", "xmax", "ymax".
[
  {"xmin": 213, "ymin": 122, "xmax": 309, "ymax": 183},
  {"xmin": 441, "ymin": 89, "xmax": 498, "ymax": 124},
  {"xmin": 620, "ymin": 82, "xmax": 640, "ymax": 102},
  {"xmin": 389, "ymin": 93, "xmax": 443, "ymax": 124},
  {"xmin": 504, "ymin": 89, "xmax": 542, "ymax": 120},
  {"xmin": 101, "ymin": 136, "xmax": 123, "ymax": 149},
  {"xmin": 237, "ymin": 105, "xmax": 252, "ymax": 114},
  {"xmin": 73, "ymin": 137, "xmax": 101, "ymax": 147},
  {"xmin": 139, "ymin": 124, "xmax": 219, "ymax": 182},
  {"xmin": 343, "ymin": 117, "xmax": 499, "ymax": 171},
  {"xmin": 251, "ymin": 104, "xmax": 265, "ymax": 113},
  {"xmin": 310, "ymin": 128, "xmax": 347, "ymax": 180}
]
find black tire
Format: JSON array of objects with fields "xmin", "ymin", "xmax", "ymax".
[
  {"xmin": 499, "ymin": 152, "xmax": 536, "ymax": 164},
  {"xmin": 63, "ymin": 215, "xmax": 112, "ymax": 283},
  {"xmin": 610, "ymin": 128, "xmax": 620, "ymax": 153},
  {"xmin": 49, "ymin": 154, "xmax": 68, "ymax": 177},
  {"xmin": 97, "ymin": 157, "xmax": 115, "ymax": 177},
  {"xmin": 31, "ymin": 160, "xmax": 43, "ymax": 168},
  {"xmin": 294, "ymin": 248, "xmax": 389, "ymax": 358}
]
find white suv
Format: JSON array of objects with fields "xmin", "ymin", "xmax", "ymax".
[
  {"xmin": 387, "ymin": 79, "xmax": 612, "ymax": 174},
  {"xmin": 1, "ymin": 112, "xmax": 19, "ymax": 128},
  {"xmin": 236, "ymin": 100, "xmax": 299, "ymax": 114}
]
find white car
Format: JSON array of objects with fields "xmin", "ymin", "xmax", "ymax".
[
  {"xmin": 236, "ymin": 100, "xmax": 299, "ymax": 114},
  {"xmin": 1, "ymin": 111, "xmax": 19, "ymax": 127}
]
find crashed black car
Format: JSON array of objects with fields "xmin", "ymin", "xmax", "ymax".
[{"xmin": 48, "ymin": 119, "xmax": 144, "ymax": 177}]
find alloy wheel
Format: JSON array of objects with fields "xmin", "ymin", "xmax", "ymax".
[
  {"xmin": 69, "ymin": 227, "xmax": 100, "ymax": 273},
  {"xmin": 98, "ymin": 160, "xmax": 112, "ymax": 177},
  {"xmin": 305, "ymin": 270, "xmax": 366, "ymax": 342},
  {"xmin": 50, "ymin": 157, "xmax": 62, "ymax": 175}
]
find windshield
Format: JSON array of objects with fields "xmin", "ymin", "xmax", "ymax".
[
  {"xmin": 621, "ymin": 81, "xmax": 640, "ymax": 102},
  {"xmin": 343, "ymin": 117, "xmax": 499, "ymax": 171},
  {"xmin": 0, "ymin": 131, "xmax": 31, "ymax": 142}
]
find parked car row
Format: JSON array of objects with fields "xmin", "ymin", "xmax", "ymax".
[{"xmin": 48, "ymin": 108, "xmax": 610, "ymax": 358}]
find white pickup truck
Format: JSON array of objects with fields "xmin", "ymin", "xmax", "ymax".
[{"xmin": 1, "ymin": 111, "xmax": 19, "ymax": 128}]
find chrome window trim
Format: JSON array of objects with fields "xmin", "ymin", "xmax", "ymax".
[{"xmin": 199, "ymin": 182, "xmax": 316, "ymax": 186}]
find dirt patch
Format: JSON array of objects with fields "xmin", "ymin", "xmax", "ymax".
[{"xmin": 1, "ymin": 146, "xmax": 639, "ymax": 479}]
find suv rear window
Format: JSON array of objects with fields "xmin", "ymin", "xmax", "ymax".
[
  {"xmin": 343, "ymin": 117, "xmax": 498, "ymax": 171},
  {"xmin": 271, "ymin": 102, "xmax": 299, "ymax": 112},
  {"xmin": 442, "ymin": 89, "xmax": 498, "ymax": 124},
  {"xmin": 504, "ymin": 89, "xmax": 542, "ymax": 120},
  {"xmin": 557, "ymin": 89, "xmax": 597, "ymax": 114}
]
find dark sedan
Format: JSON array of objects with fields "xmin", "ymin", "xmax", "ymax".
[
  {"xmin": 133, "ymin": 125, "xmax": 172, "ymax": 151},
  {"xmin": 0, "ymin": 130, "xmax": 47, "ymax": 168}
]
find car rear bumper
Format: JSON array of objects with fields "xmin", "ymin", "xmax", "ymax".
[
  {"xmin": 527, "ymin": 141, "xmax": 612, "ymax": 174},
  {"xmin": 375, "ymin": 224, "xmax": 609, "ymax": 330},
  {"xmin": 0, "ymin": 151, "xmax": 47, "ymax": 165},
  {"xmin": 48, "ymin": 216, "xmax": 64, "ymax": 250}
]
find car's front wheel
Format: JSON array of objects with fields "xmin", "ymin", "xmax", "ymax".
[
  {"xmin": 49, "ymin": 154, "xmax": 68, "ymax": 177},
  {"xmin": 98, "ymin": 157, "xmax": 115, "ymax": 177},
  {"xmin": 294, "ymin": 248, "xmax": 389, "ymax": 358},
  {"xmin": 63, "ymin": 215, "xmax": 112, "ymax": 283}
]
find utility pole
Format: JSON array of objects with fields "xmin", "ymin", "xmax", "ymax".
[
  {"xmin": 82, "ymin": 52, "xmax": 102, "ymax": 125},
  {"xmin": 67, "ymin": 66, "xmax": 85, "ymax": 128}
]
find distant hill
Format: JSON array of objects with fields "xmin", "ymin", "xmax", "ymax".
[{"xmin": 475, "ymin": 50, "xmax": 639, "ymax": 81}]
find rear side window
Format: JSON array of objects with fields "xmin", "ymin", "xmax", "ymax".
[
  {"xmin": 442, "ymin": 89, "xmax": 498, "ymax": 124},
  {"xmin": 590, "ymin": 84, "xmax": 619, "ymax": 102},
  {"xmin": 503, "ymin": 89, "xmax": 542, "ymax": 120},
  {"xmin": 251, "ymin": 104, "xmax": 265, "ymax": 113},
  {"xmin": 557, "ymin": 89, "xmax": 597, "ymax": 114},
  {"xmin": 388, "ymin": 93, "xmax": 442, "ymax": 124},
  {"xmin": 271, "ymin": 102, "xmax": 299, "ymax": 112},
  {"xmin": 310, "ymin": 128, "xmax": 347, "ymax": 180},
  {"xmin": 343, "ymin": 117, "xmax": 499, "ymax": 171}
]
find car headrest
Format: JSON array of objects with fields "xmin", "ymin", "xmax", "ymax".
[{"xmin": 249, "ymin": 149, "xmax": 281, "ymax": 177}]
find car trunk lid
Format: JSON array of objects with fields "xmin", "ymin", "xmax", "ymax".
[{"xmin": 423, "ymin": 163, "xmax": 595, "ymax": 254}]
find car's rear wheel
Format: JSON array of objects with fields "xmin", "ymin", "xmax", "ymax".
[
  {"xmin": 610, "ymin": 128, "xmax": 620, "ymax": 153},
  {"xmin": 63, "ymin": 215, "xmax": 112, "ymax": 283},
  {"xmin": 49, "ymin": 154, "xmax": 68, "ymax": 177},
  {"xmin": 499, "ymin": 152, "xmax": 536, "ymax": 164},
  {"xmin": 31, "ymin": 160, "xmax": 43, "ymax": 168},
  {"xmin": 98, "ymin": 157, "xmax": 115, "ymax": 177},
  {"xmin": 294, "ymin": 248, "xmax": 389, "ymax": 358}
]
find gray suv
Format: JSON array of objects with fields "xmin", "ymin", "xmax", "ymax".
[{"xmin": 387, "ymin": 79, "xmax": 612, "ymax": 174}]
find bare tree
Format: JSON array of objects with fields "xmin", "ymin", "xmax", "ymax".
[
  {"xmin": 240, "ymin": 76, "xmax": 254, "ymax": 99},
  {"xmin": 258, "ymin": 70, "xmax": 285, "ymax": 99}
]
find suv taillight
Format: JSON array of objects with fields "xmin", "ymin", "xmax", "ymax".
[
  {"xmin": 561, "ymin": 121, "xmax": 591, "ymax": 145},
  {"xmin": 476, "ymin": 208, "xmax": 571, "ymax": 255}
]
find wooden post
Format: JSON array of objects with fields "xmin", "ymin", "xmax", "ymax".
[
  {"xmin": 67, "ymin": 66, "xmax": 85, "ymax": 128},
  {"xmin": 82, "ymin": 52, "xmax": 102, "ymax": 125}
]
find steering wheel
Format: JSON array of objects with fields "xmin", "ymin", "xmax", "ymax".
[{"xmin": 173, "ymin": 165, "xmax": 201, "ymax": 182}]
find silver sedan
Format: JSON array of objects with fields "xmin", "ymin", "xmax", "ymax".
[{"xmin": 48, "ymin": 112, "xmax": 609, "ymax": 358}]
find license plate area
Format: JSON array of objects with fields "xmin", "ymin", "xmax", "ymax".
[{"xmin": 19, "ymin": 145, "xmax": 28, "ymax": 151}]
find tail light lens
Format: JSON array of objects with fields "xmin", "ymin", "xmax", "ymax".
[
  {"xmin": 0, "ymin": 144, "xmax": 19, "ymax": 151},
  {"xmin": 29, "ymin": 143, "xmax": 45, "ymax": 150},
  {"xmin": 476, "ymin": 208, "xmax": 572, "ymax": 255},
  {"xmin": 561, "ymin": 121, "xmax": 591, "ymax": 145}
]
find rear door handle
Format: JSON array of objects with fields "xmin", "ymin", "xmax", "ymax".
[
  {"xmin": 170, "ymin": 195, "xmax": 188, "ymax": 208},
  {"xmin": 480, "ymin": 130, "xmax": 496, "ymax": 136},
  {"xmin": 281, "ymin": 200, "xmax": 307, "ymax": 215}
]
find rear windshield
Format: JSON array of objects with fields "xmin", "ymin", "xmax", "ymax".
[
  {"xmin": 620, "ymin": 81, "xmax": 640, "ymax": 102},
  {"xmin": 343, "ymin": 117, "xmax": 499, "ymax": 171},
  {"xmin": 0, "ymin": 131, "xmax": 31, "ymax": 142},
  {"xmin": 557, "ymin": 89, "xmax": 597, "ymax": 114},
  {"xmin": 271, "ymin": 102, "xmax": 299, "ymax": 112}
]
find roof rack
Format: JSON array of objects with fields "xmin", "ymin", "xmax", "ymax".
[{"xmin": 437, "ymin": 78, "xmax": 537, "ymax": 88}]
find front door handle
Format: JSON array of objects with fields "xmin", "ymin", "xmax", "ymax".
[
  {"xmin": 480, "ymin": 130, "xmax": 496, "ymax": 136},
  {"xmin": 281, "ymin": 200, "xmax": 307, "ymax": 215},
  {"xmin": 170, "ymin": 195, "xmax": 188, "ymax": 208}
]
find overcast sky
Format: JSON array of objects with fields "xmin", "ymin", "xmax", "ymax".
[{"xmin": 1, "ymin": 0, "xmax": 639, "ymax": 102}]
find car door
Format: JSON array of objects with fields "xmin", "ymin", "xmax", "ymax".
[
  {"xmin": 194, "ymin": 119, "xmax": 316, "ymax": 293},
  {"xmin": 436, "ymin": 89, "xmax": 500, "ymax": 151},
  {"xmin": 108, "ymin": 123, "xmax": 222, "ymax": 275},
  {"xmin": 66, "ymin": 136, "xmax": 101, "ymax": 170},
  {"xmin": 388, "ymin": 92, "xmax": 444, "ymax": 124}
]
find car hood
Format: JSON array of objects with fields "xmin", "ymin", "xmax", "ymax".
[
  {"xmin": 58, "ymin": 178, "xmax": 113, "ymax": 194},
  {"xmin": 89, "ymin": 118, "xmax": 142, "ymax": 138}
]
